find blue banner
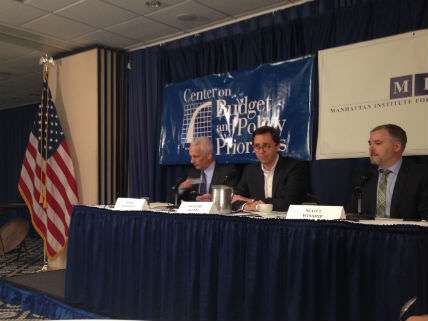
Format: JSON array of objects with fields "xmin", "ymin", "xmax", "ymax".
[{"xmin": 159, "ymin": 56, "xmax": 314, "ymax": 164}]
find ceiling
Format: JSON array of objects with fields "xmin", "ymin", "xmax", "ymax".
[{"xmin": 0, "ymin": 0, "xmax": 311, "ymax": 109}]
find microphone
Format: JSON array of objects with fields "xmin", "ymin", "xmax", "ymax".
[
  {"xmin": 222, "ymin": 175, "xmax": 229, "ymax": 185},
  {"xmin": 353, "ymin": 173, "xmax": 372, "ymax": 192},
  {"xmin": 359, "ymin": 173, "xmax": 371, "ymax": 186},
  {"xmin": 353, "ymin": 172, "xmax": 372, "ymax": 217},
  {"xmin": 172, "ymin": 176, "xmax": 186, "ymax": 191},
  {"xmin": 172, "ymin": 176, "xmax": 187, "ymax": 206}
]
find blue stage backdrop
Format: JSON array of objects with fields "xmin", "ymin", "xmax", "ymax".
[{"xmin": 159, "ymin": 55, "xmax": 314, "ymax": 164}]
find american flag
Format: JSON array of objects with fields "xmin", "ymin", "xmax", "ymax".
[{"xmin": 18, "ymin": 79, "xmax": 79, "ymax": 258}]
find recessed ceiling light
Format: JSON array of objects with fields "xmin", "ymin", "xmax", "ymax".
[{"xmin": 145, "ymin": 0, "xmax": 161, "ymax": 8}]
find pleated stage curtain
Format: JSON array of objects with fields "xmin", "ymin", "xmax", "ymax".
[
  {"xmin": 98, "ymin": 48, "xmax": 129, "ymax": 204},
  {"xmin": 127, "ymin": 0, "xmax": 428, "ymax": 203},
  {"xmin": 65, "ymin": 206, "xmax": 428, "ymax": 321},
  {"xmin": 0, "ymin": 105, "xmax": 37, "ymax": 203}
]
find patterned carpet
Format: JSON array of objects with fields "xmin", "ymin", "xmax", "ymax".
[
  {"xmin": 0, "ymin": 300, "xmax": 47, "ymax": 320},
  {"xmin": 0, "ymin": 236, "xmax": 44, "ymax": 278},
  {"xmin": 0, "ymin": 235, "xmax": 48, "ymax": 320}
]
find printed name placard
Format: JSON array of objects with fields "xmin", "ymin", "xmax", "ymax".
[
  {"xmin": 177, "ymin": 201, "xmax": 216, "ymax": 214},
  {"xmin": 286, "ymin": 205, "xmax": 345, "ymax": 220},
  {"xmin": 113, "ymin": 198, "xmax": 148, "ymax": 211}
]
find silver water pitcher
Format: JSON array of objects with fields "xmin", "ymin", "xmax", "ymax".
[{"xmin": 211, "ymin": 185, "xmax": 233, "ymax": 214}]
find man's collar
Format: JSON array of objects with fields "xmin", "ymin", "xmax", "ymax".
[
  {"xmin": 204, "ymin": 160, "xmax": 216, "ymax": 173},
  {"xmin": 379, "ymin": 158, "xmax": 402, "ymax": 175},
  {"xmin": 261, "ymin": 154, "xmax": 279, "ymax": 172}
]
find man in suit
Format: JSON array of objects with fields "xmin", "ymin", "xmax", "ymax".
[
  {"xmin": 178, "ymin": 137, "xmax": 238, "ymax": 201},
  {"xmin": 355, "ymin": 124, "xmax": 428, "ymax": 219},
  {"xmin": 232, "ymin": 126, "xmax": 308, "ymax": 211}
]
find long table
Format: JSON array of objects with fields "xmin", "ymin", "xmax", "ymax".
[{"xmin": 65, "ymin": 205, "xmax": 428, "ymax": 320}]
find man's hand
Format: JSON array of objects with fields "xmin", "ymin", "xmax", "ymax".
[
  {"xmin": 232, "ymin": 194, "xmax": 253, "ymax": 203},
  {"xmin": 178, "ymin": 178, "xmax": 192, "ymax": 190},
  {"xmin": 196, "ymin": 193, "xmax": 211, "ymax": 202},
  {"xmin": 243, "ymin": 200, "xmax": 265, "ymax": 211},
  {"xmin": 232, "ymin": 195, "xmax": 265, "ymax": 211}
]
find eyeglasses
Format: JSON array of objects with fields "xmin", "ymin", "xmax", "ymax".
[{"xmin": 253, "ymin": 143, "xmax": 274, "ymax": 151}]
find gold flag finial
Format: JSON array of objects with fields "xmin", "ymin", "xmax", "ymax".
[{"xmin": 39, "ymin": 54, "xmax": 54, "ymax": 81}]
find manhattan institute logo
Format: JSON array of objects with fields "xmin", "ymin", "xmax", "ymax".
[
  {"xmin": 390, "ymin": 73, "xmax": 428, "ymax": 98},
  {"xmin": 329, "ymin": 72, "xmax": 428, "ymax": 113}
]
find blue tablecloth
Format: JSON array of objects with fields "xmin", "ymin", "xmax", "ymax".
[{"xmin": 65, "ymin": 205, "xmax": 428, "ymax": 321}]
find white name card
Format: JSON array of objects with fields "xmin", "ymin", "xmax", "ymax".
[
  {"xmin": 113, "ymin": 197, "xmax": 148, "ymax": 211},
  {"xmin": 177, "ymin": 201, "xmax": 216, "ymax": 214},
  {"xmin": 286, "ymin": 205, "xmax": 345, "ymax": 220}
]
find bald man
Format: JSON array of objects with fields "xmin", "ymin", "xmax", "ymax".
[{"xmin": 178, "ymin": 137, "xmax": 238, "ymax": 201}]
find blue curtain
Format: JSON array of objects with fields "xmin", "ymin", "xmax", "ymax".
[
  {"xmin": 128, "ymin": 47, "xmax": 186, "ymax": 200},
  {"xmin": 128, "ymin": 0, "xmax": 428, "ymax": 203},
  {"xmin": 66, "ymin": 206, "xmax": 428, "ymax": 321},
  {"xmin": 0, "ymin": 105, "xmax": 36, "ymax": 226},
  {"xmin": 0, "ymin": 105, "xmax": 36, "ymax": 203}
]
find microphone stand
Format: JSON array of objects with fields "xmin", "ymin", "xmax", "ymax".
[
  {"xmin": 356, "ymin": 187, "xmax": 362, "ymax": 215},
  {"xmin": 174, "ymin": 191, "xmax": 178, "ymax": 207},
  {"xmin": 170, "ymin": 185, "xmax": 180, "ymax": 209},
  {"xmin": 346, "ymin": 184, "xmax": 373, "ymax": 221},
  {"xmin": 171, "ymin": 176, "xmax": 187, "ymax": 209}
]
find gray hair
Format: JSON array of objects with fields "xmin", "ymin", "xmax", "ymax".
[
  {"xmin": 371, "ymin": 124, "xmax": 407, "ymax": 150},
  {"xmin": 190, "ymin": 137, "xmax": 213, "ymax": 156}
]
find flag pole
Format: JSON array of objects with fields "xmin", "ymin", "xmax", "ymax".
[
  {"xmin": 40, "ymin": 55, "xmax": 52, "ymax": 209},
  {"xmin": 18, "ymin": 52, "xmax": 77, "ymax": 267},
  {"xmin": 37, "ymin": 54, "xmax": 54, "ymax": 272}
]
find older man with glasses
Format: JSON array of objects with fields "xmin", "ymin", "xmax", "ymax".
[{"xmin": 232, "ymin": 126, "xmax": 308, "ymax": 212}]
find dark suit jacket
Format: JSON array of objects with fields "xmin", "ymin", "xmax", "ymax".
[
  {"xmin": 233, "ymin": 155, "xmax": 308, "ymax": 211},
  {"xmin": 180, "ymin": 163, "xmax": 239, "ymax": 201},
  {"xmin": 354, "ymin": 159, "xmax": 428, "ymax": 219}
]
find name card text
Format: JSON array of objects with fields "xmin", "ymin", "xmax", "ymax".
[{"xmin": 286, "ymin": 205, "xmax": 345, "ymax": 220}]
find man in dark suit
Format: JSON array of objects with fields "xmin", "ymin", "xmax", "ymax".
[
  {"xmin": 232, "ymin": 126, "xmax": 308, "ymax": 211},
  {"xmin": 178, "ymin": 137, "xmax": 238, "ymax": 201},
  {"xmin": 354, "ymin": 124, "xmax": 428, "ymax": 219}
]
